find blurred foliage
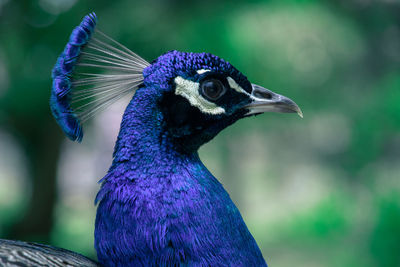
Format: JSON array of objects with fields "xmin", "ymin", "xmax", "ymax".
[{"xmin": 0, "ymin": 0, "xmax": 399, "ymax": 266}]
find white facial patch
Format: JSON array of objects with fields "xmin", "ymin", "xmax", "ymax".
[
  {"xmin": 174, "ymin": 76, "xmax": 225, "ymax": 115},
  {"xmin": 227, "ymin": 77, "xmax": 250, "ymax": 96},
  {"xmin": 196, "ymin": 69, "xmax": 211, "ymax": 75},
  {"xmin": 227, "ymin": 76, "xmax": 265, "ymax": 102}
]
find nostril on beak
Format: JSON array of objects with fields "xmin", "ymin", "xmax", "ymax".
[{"xmin": 253, "ymin": 88, "xmax": 273, "ymax": 100}]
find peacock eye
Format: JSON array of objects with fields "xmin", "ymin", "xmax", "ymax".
[{"xmin": 200, "ymin": 79, "xmax": 226, "ymax": 101}]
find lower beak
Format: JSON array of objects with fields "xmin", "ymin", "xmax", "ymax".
[{"xmin": 243, "ymin": 84, "xmax": 303, "ymax": 118}]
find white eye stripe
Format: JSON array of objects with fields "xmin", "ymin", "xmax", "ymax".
[
  {"xmin": 226, "ymin": 76, "xmax": 265, "ymax": 102},
  {"xmin": 227, "ymin": 77, "xmax": 250, "ymax": 96},
  {"xmin": 197, "ymin": 69, "xmax": 211, "ymax": 74},
  {"xmin": 174, "ymin": 76, "xmax": 225, "ymax": 115}
]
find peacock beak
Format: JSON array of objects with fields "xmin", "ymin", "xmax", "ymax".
[{"xmin": 243, "ymin": 84, "xmax": 303, "ymax": 118}]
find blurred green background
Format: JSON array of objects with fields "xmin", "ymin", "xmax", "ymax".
[{"xmin": 0, "ymin": 0, "xmax": 399, "ymax": 266}]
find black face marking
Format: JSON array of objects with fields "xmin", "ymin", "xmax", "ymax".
[
  {"xmin": 160, "ymin": 92, "xmax": 209, "ymax": 137},
  {"xmin": 159, "ymin": 91, "xmax": 243, "ymax": 152},
  {"xmin": 160, "ymin": 70, "xmax": 254, "ymax": 152}
]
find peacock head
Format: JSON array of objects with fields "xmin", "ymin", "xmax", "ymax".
[
  {"xmin": 141, "ymin": 50, "xmax": 302, "ymax": 151},
  {"xmin": 51, "ymin": 13, "xmax": 302, "ymax": 151}
]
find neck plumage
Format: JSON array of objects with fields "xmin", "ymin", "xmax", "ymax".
[
  {"xmin": 93, "ymin": 87, "xmax": 206, "ymax": 265},
  {"xmin": 94, "ymin": 87, "xmax": 266, "ymax": 267}
]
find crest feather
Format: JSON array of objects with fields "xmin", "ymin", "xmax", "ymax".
[{"xmin": 50, "ymin": 13, "xmax": 149, "ymax": 141}]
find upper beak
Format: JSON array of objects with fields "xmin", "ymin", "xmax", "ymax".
[{"xmin": 243, "ymin": 84, "xmax": 303, "ymax": 118}]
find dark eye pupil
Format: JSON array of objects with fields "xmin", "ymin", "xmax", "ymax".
[{"xmin": 201, "ymin": 79, "xmax": 225, "ymax": 100}]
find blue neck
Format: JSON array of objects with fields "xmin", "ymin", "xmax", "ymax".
[{"xmin": 94, "ymin": 87, "xmax": 267, "ymax": 266}]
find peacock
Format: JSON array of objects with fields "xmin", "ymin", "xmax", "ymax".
[{"xmin": 0, "ymin": 13, "xmax": 302, "ymax": 267}]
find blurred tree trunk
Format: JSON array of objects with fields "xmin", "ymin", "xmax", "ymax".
[{"xmin": 6, "ymin": 113, "xmax": 63, "ymax": 244}]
